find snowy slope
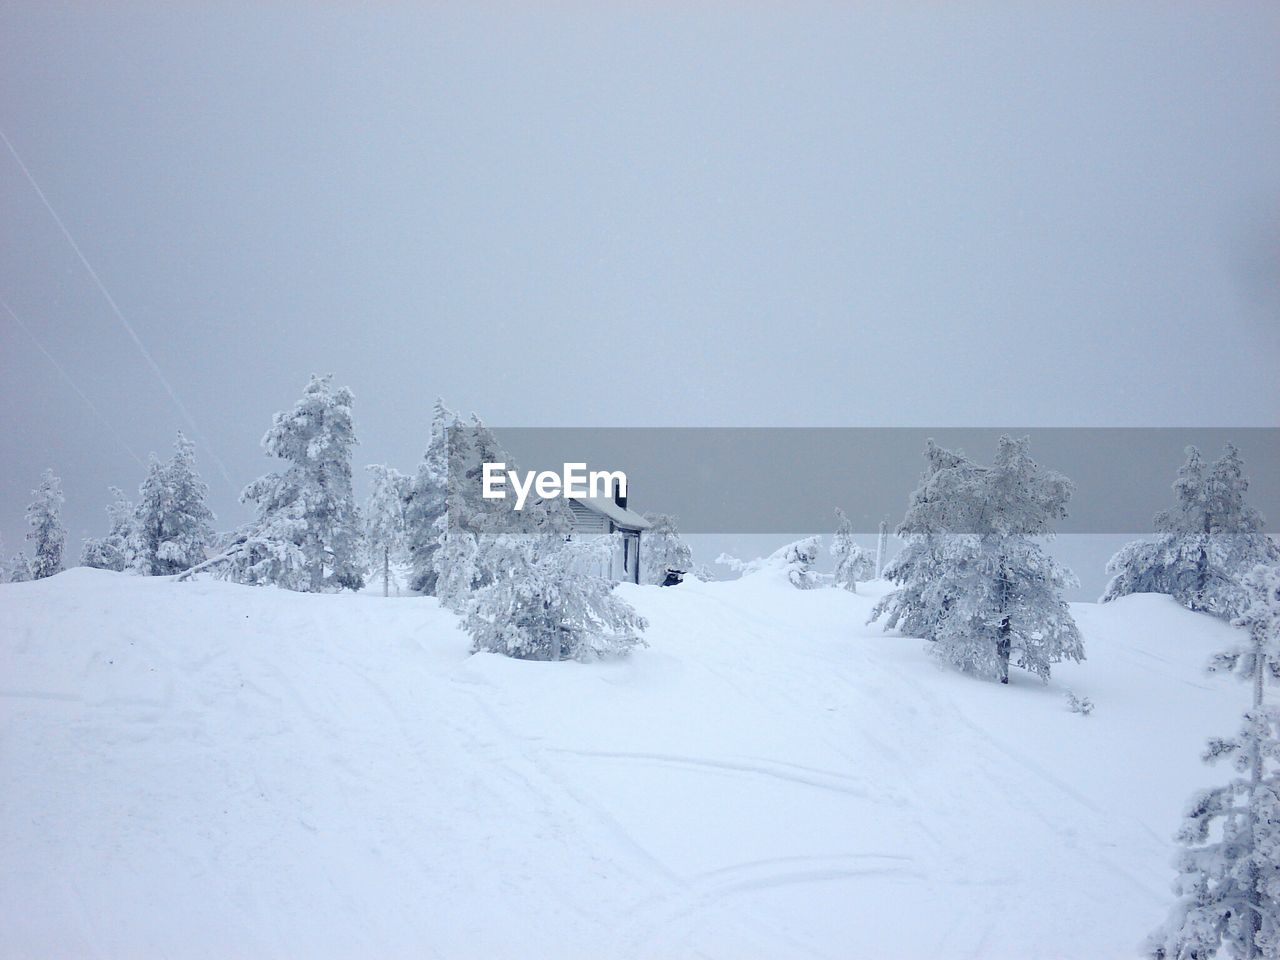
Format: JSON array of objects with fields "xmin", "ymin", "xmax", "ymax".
[{"xmin": 0, "ymin": 568, "xmax": 1246, "ymax": 959}]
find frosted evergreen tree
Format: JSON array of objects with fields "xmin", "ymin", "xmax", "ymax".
[
  {"xmin": 404, "ymin": 399, "xmax": 456, "ymax": 594},
  {"xmin": 1103, "ymin": 445, "xmax": 1278, "ymax": 621},
  {"xmin": 871, "ymin": 436, "xmax": 1084, "ymax": 684},
  {"xmin": 429, "ymin": 412, "xmax": 485, "ymax": 610},
  {"xmin": 227, "ymin": 374, "xmax": 365, "ymax": 592},
  {"xmin": 871, "ymin": 441, "xmax": 985, "ymax": 638},
  {"xmin": 80, "ymin": 487, "xmax": 135, "ymax": 571},
  {"xmin": 1150, "ymin": 564, "xmax": 1280, "ymax": 960},
  {"xmin": 831, "ymin": 508, "xmax": 873, "ymax": 592},
  {"xmin": 364, "ymin": 464, "xmax": 409, "ymax": 596},
  {"xmin": 25, "ymin": 469, "xmax": 66, "ymax": 580},
  {"xmin": 464, "ymin": 534, "xmax": 647, "ymax": 661},
  {"xmin": 9, "ymin": 551, "xmax": 34, "ymax": 583},
  {"xmin": 130, "ymin": 433, "xmax": 215, "ymax": 576},
  {"xmin": 640, "ymin": 512, "xmax": 693, "ymax": 585}
]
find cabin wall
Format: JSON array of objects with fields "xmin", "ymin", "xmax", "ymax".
[{"xmin": 566, "ymin": 511, "xmax": 643, "ymax": 583}]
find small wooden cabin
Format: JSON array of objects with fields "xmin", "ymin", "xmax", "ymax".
[{"xmin": 566, "ymin": 485, "xmax": 650, "ymax": 584}]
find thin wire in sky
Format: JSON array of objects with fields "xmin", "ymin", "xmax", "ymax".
[
  {"xmin": 0, "ymin": 124, "xmax": 237, "ymax": 492},
  {"xmin": 3, "ymin": 297, "xmax": 147, "ymax": 469}
]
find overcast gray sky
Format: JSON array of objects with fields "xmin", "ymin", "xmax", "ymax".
[{"xmin": 2, "ymin": 2, "xmax": 1278, "ymax": 557}]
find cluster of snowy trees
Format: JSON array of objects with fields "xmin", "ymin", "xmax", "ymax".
[
  {"xmin": 5, "ymin": 375, "xmax": 650, "ymax": 662},
  {"xmin": 189, "ymin": 380, "xmax": 645, "ymax": 660},
  {"xmin": 5, "ymin": 432, "xmax": 217, "ymax": 586},
  {"xmin": 12, "ymin": 386, "xmax": 1278, "ymax": 688}
]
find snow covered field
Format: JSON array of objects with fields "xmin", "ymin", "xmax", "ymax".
[{"xmin": 0, "ymin": 567, "xmax": 1246, "ymax": 959}]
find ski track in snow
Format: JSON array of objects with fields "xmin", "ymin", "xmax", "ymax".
[{"xmin": 0, "ymin": 570, "xmax": 1247, "ymax": 959}]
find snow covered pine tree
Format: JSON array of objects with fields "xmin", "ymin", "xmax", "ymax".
[
  {"xmin": 429, "ymin": 412, "xmax": 488, "ymax": 611},
  {"xmin": 364, "ymin": 464, "xmax": 409, "ymax": 596},
  {"xmin": 228, "ymin": 374, "xmax": 365, "ymax": 592},
  {"xmin": 403, "ymin": 399, "xmax": 455, "ymax": 594},
  {"xmin": 25, "ymin": 468, "xmax": 66, "ymax": 580},
  {"xmin": 80, "ymin": 487, "xmax": 135, "ymax": 571},
  {"xmin": 640, "ymin": 512, "xmax": 693, "ymax": 585},
  {"xmin": 868, "ymin": 440, "xmax": 983, "ymax": 639},
  {"xmin": 130, "ymin": 433, "xmax": 216, "ymax": 576},
  {"xmin": 831, "ymin": 507, "xmax": 874, "ymax": 592},
  {"xmin": 1104, "ymin": 444, "xmax": 1278, "ymax": 621},
  {"xmin": 1150, "ymin": 564, "xmax": 1280, "ymax": 959},
  {"xmin": 871, "ymin": 436, "xmax": 1084, "ymax": 684}
]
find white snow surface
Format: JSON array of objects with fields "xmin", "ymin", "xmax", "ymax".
[{"xmin": 0, "ymin": 567, "xmax": 1246, "ymax": 959}]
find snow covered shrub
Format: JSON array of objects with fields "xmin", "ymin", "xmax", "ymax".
[
  {"xmin": 831, "ymin": 508, "xmax": 873, "ymax": 592},
  {"xmin": 641, "ymin": 512, "xmax": 693, "ymax": 585},
  {"xmin": 80, "ymin": 487, "xmax": 135, "ymax": 571},
  {"xmin": 225, "ymin": 374, "xmax": 365, "ymax": 592},
  {"xmin": 1103, "ymin": 444, "xmax": 1278, "ymax": 622},
  {"xmin": 129, "ymin": 433, "xmax": 216, "ymax": 576},
  {"xmin": 780, "ymin": 536, "xmax": 822, "ymax": 589},
  {"xmin": 871, "ymin": 437, "xmax": 1084, "ymax": 684},
  {"xmin": 25, "ymin": 469, "xmax": 66, "ymax": 580},
  {"xmin": 691, "ymin": 564, "xmax": 715, "ymax": 582},
  {"xmin": 717, "ymin": 537, "xmax": 821, "ymax": 589},
  {"xmin": 464, "ymin": 535, "xmax": 647, "ymax": 661},
  {"xmin": 1065, "ymin": 692, "xmax": 1094, "ymax": 716},
  {"xmin": 1149, "ymin": 564, "xmax": 1280, "ymax": 960}
]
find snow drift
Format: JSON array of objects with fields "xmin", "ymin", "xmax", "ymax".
[{"xmin": 0, "ymin": 566, "xmax": 1246, "ymax": 958}]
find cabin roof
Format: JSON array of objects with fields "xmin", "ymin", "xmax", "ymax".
[{"xmin": 568, "ymin": 495, "xmax": 651, "ymax": 531}]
